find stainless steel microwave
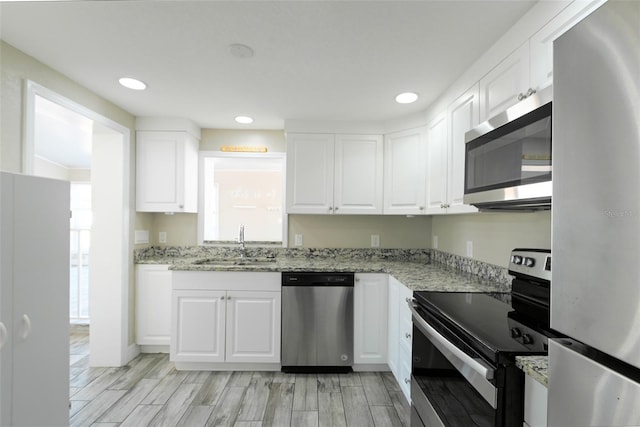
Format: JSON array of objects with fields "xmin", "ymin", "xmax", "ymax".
[{"xmin": 464, "ymin": 86, "xmax": 552, "ymax": 211}]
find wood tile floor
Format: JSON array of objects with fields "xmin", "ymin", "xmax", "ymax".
[{"xmin": 69, "ymin": 325, "xmax": 410, "ymax": 427}]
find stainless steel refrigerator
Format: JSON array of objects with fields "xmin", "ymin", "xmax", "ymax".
[{"xmin": 550, "ymin": 0, "xmax": 640, "ymax": 425}]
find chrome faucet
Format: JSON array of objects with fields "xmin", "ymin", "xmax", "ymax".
[{"xmin": 238, "ymin": 224, "xmax": 245, "ymax": 256}]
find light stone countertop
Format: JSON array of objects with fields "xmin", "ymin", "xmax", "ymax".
[
  {"xmin": 138, "ymin": 255, "xmax": 509, "ymax": 293},
  {"xmin": 515, "ymin": 355, "xmax": 549, "ymax": 387}
]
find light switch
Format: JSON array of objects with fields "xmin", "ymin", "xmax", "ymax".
[
  {"xmin": 466, "ymin": 240, "xmax": 473, "ymax": 258},
  {"xmin": 371, "ymin": 234, "xmax": 380, "ymax": 248},
  {"xmin": 294, "ymin": 234, "xmax": 303, "ymax": 246},
  {"xmin": 159, "ymin": 231, "xmax": 167, "ymax": 244}
]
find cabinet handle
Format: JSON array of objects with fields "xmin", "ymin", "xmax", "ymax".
[
  {"xmin": 356, "ymin": 277, "xmax": 360, "ymax": 282},
  {"xmin": 405, "ymin": 297, "xmax": 413, "ymax": 303},
  {"xmin": 221, "ymin": 296, "xmax": 225, "ymax": 300},
  {"xmin": 334, "ymin": 206, "xmax": 339, "ymax": 211},
  {"xmin": 404, "ymin": 378, "xmax": 411, "ymax": 384},
  {"xmin": 21, "ymin": 314, "xmax": 31, "ymax": 340},
  {"xmin": 179, "ymin": 204, "xmax": 184, "ymax": 209},
  {"xmin": 0, "ymin": 322, "xmax": 7, "ymax": 350},
  {"xmin": 518, "ymin": 93, "xmax": 526, "ymax": 101},
  {"xmin": 526, "ymin": 88, "xmax": 536, "ymax": 97},
  {"xmin": 328, "ymin": 207, "xmax": 333, "ymax": 211},
  {"xmin": 405, "ymin": 333, "xmax": 412, "ymax": 339},
  {"xmin": 419, "ymin": 206, "xmax": 425, "ymax": 211}
]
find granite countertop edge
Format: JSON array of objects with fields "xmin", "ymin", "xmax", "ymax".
[
  {"xmin": 515, "ymin": 355, "xmax": 549, "ymax": 387},
  {"xmin": 136, "ymin": 255, "xmax": 510, "ymax": 293}
]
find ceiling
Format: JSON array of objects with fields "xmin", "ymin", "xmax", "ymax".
[{"xmin": 1, "ymin": 1, "xmax": 536, "ymax": 131}]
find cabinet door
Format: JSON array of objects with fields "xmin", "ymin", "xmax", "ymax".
[
  {"xmin": 136, "ymin": 131, "xmax": 198, "ymax": 213},
  {"xmin": 334, "ymin": 134, "xmax": 383, "ymax": 214},
  {"xmin": 9, "ymin": 175, "xmax": 70, "ymax": 426},
  {"xmin": 225, "ymin": 291, "xmax": 281, "ymax": 363},
  {"xmin": 136, "ymin": 265, "xmax": 171, "ymax": 347},
  {"xmin": 286, "ymin": 133, "xmax": 335, "ymax": 214},
  {"xmin": 524, "ymin": 375, "xmax": 548, "ymax": 427},
  {"xmin": 387, "ymin": 277, "xmax": 400, "ymax": 376},
  {"xmin": 171, "ymin": 290, "xmax": 226, "ymax": 363},
  {"xmin": 354, "ymin": 274, "xmax": 388, "ymax": 365},
  {"xmin": 530, "ymin": 0, "xmax": 606, "ymax": 93},
  {"xmin": 446, "ymin": 84, "xmax": 479, "ymax": 214},
  {"xmin": 479, "ymin": 42, "xmax": 531, "ymax": 122},
  {"xmin": 383, "ymin": 128, "xmax": 427, "ymax": 215},
  {"xmin": 426, "ymin": 112, "xmax": 448, "ymax": 214}
]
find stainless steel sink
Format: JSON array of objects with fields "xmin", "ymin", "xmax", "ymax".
[{"xmin": 192, "ymin": 257, "xmax": 277, "ymax": 266}]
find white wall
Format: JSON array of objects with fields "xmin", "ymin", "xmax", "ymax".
[{"xmin": 90, "ymin": 132, "xmax": 132, "ymax": 366}]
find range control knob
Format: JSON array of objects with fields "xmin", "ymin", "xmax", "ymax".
[
  {"xmin": 524, "ymin": 257, "xmax": 535, "ymax": 267},
  {"xmin": 522, "ymin": 334, "xmax": 534, "ymax": 345},
  {"xmin": 512, "ymin": 255, "xmax": 523, "ymax": 265},
  {"xmin": 510, "ymin": 327, "xmax": 522, "ymax": 339}
]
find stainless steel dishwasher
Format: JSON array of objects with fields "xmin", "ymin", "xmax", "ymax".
[{"xmin": 281, "ymin": 272, "xmax": 354, "ymax": 373}]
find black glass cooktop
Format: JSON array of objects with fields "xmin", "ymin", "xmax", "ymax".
[{"xmin": 413, "ymin": 291, "xmax": 544, "ymax": 363}]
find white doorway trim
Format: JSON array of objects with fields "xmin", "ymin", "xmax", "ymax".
[{"xmin": 24, "ymin": 80, "xmax": 135, "ymax": 367}]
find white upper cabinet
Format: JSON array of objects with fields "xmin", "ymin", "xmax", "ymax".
[
  {"xmin": 334, "ymin": 134, "xmax": 384, "ymax": 214},
  {"xmin": 426, "ymin": 112, "xmax": 448, "ymax": 214},
  {"xmin": 383, "ymin": 127, "xmax": 427, "ymax": 215},
  {"xmin": 479, "ymin": 42, "xmax": 531, "ymax": 123},
  {"xmin": 427, "ymin": 85, "xmax": 479, "ymax": 215},
  {"xmin": 136, "ymin": 130, "xmax": 199, "ymax": 213},
  {"xmin": 286, "ymin": 133, "xmax": 383, "ymax": 214},
  {"xmin": 446, "ymin": 85, "xmax": 480, "ymax": 214},
  {"xmin": 530, "ymin": 0, "xmax": 607, "ymax": 93}
]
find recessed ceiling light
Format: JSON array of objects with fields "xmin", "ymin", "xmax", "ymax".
[
  {"xmin": 228, "ymin": 43, "xmax": 254, "ymax": 59},
  {"xmin": 235, "ymin": 116, "xmax": 254, "ymax": 124},
  {"xmin": 395, "ymin": 92, "xmax": 418, "ymax": 104},
  {"xmin": 118, "ymin": 77, "xmax": 147, "ymax": 90}
]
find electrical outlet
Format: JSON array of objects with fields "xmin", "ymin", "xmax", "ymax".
[
  {"xmin": 159, "ymin": 231, "xmax": 167, "ymax": 244},
  {"xmin": 466, "ymin": 240, "xmax": 473, "ymax": 258},
  {"xmin": 371, "ymin": 234, "xmax": 380, "ymax": 248},
  {"xmin": 294, "ymin": 234, "xmax": 303, "ymax": 246},
  {"xmin": 433, "ymin": 235, "xmax": 438, "ymax": 249}
]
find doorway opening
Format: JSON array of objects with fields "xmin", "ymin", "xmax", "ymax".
[{"xmin": 25, "ymin": 80, "xmax": 133, "ymax": 367}]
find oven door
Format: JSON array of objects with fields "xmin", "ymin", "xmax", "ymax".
[{"xmin": 409, "ymin": 302, "xmax": 498, "ymax": 426}]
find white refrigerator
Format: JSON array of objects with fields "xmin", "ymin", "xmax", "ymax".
[
  {"xmin": 0, "ymin": 172, "xmax": 70, "ymax": 426},
  {"xmin": 550, "ymin": 0, "xmax": 640, "ymax": 425}
]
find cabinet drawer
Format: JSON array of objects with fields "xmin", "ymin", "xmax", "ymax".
[
  {"xmin": 399, "ymin": 317, "xmax": 413, "ymax": 352},
  {"xmin": 399, "ymin": 285, "xmax": 413, "ymax": 323}
]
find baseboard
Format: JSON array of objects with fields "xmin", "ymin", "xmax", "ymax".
[
  {"xmin": 174, "ymin": 362, "xmax": 281, "ymax": 371},
  {"xmin": 353, "ymin": 364, "xmax": 391, "ymax": 372}
]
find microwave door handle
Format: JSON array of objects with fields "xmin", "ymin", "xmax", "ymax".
[{"xmin": 408, "ymin": 302, "xmax": 495, "ymax": 381}]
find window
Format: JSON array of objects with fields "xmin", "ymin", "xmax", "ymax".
[{"xmin": 199, "ymin": 152, "xmax": 285, "ymax": 244}]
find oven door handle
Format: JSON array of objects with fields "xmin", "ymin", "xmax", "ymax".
[{"xmin": 409, "ymin": 302, "xmax": 495, "ymax": 381}]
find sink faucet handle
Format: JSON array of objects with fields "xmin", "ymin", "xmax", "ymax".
[{"xmin": 238, "ymin": 224, "xmax": 245, "ymax": 248}]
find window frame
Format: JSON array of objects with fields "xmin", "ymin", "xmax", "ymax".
[{"xmin": 197, "ymin": 150, "xmax": 287, "ymax": 247}]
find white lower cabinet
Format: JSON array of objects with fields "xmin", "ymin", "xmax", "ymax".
[
  {"xmin": 354, "ymin": 273, "xmax": 388, "ymax": 366},
  {"xmin": 136, "ymin": 264, "xmax": 172, "ymax": 349},
  {"xmin": 225, "ymin": 291, "xmax": 281, "ymax": 363},
  {"xmin": 171, "ymin": 271, "xmax": 281, "ymax": 368},
  {"xmin": 172, "ymin": 290, "xmax": 226, "ymax": 362},
  {"xmin": 387, "ymin": 276, "xmax": 413, "ymax": 402},
  {"xmin": 523, "ymin": 375, "xmax": 548, "ymax": 427}
]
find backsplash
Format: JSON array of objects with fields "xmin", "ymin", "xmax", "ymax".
[{"xmin": 430, "ymin": 249, "xmax": 512, "ymax": 287}]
